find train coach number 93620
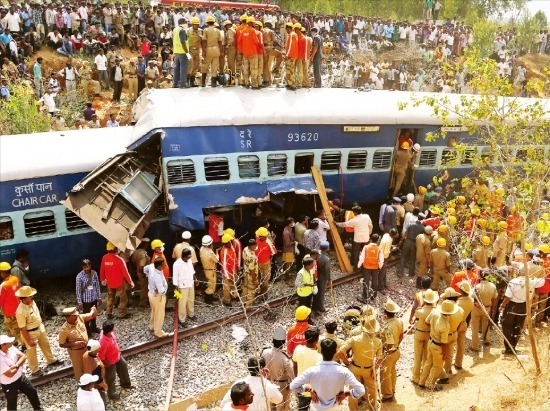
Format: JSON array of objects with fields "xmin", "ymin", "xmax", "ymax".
[{"xmin": 287, "ymin": 132, "xmax": 319, "ymax": 143}]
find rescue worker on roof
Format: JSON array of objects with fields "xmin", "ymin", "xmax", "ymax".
[
  {"xmin": 187, "ymin": 17, "xmax": 202, "ymax": 87},
  {"xmin": 235, "ymin": 14, "xmax": 248, "ymax": 85},
  {"xmin": 201, "ymin": 15, "xmax": 222, "ymax": 87},
  {"xmin": 284, "ymin": 22, "xmax": 298, "ymax": 90}
]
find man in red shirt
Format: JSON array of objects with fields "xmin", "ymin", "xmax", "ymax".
[
  {"xmin": 286, "ymin": 306, "xmax": 311, "ymax": 356},
  {"xmin": 0, "ymin": 262, "xmax": 22, "ymax": 345},
  {"xmin": 255, "ymin": 227, "xmax": 277, "ymax": 298},
  {"xmin": 98, "ymin": 320, "xmax": 132, "ymax": 400},
  {"xmin": 241, "ymin": 16, "xmax": 259, "ymax": 89},
  {"xmin": 99, "ymin": 242, "xmax": 134, "ymax": 320},
  {"xmin": 284, "ymin": 22, "xmax": 298, "ymax": 90},
  {"xmin": 220, "ymin": 234, "xmax": 238, "ymax": 307},
  {"xmin": 208, "ymin": 211, "xmax": 224, "ymax": 251},
  {"xmin": 295, "ymin": 24, "xmax": 305, "ymax": 88},
  {"xmin": 235, "ymin": 14, "xmax": 248, "ymax": 84}
]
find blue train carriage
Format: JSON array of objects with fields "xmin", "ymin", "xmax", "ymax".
[
  {"xmin": 126, "ymin": 88, "xmax": 493, "ymax": 235},
  {"xmin": 0, "ymin": 127, "xmax": 169, "ymax": 279}
]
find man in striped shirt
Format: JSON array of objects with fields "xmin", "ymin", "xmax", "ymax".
[{"xmin": 76, "ymin": 259, "xmax": 101, "ymax": 336}]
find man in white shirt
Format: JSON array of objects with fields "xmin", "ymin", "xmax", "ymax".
[
  {"xmin": 5, "ymin": 9, "xmax": 21, "ymax": 33},
  {"xmin": 105, "ymin": 113, "xmax": 119, "ymax": 127},
  {"xmin": 39, "ymin": 89, "xmax": 57, "ymax": 114},
  {"xmin": 292, "ymin": 327, "xmax": 322, "ymax": 411},
  {"xmin": 94, "ymin": 49, "xmax": 109, "ymax": 90},
  {"xmin": 172, "ymin": 249, "xmax": 196, "ymax": 327},
  {"xmin": 0, "ymin": 334, "xmax": 42, "ymax": 410},
  {"xmin": 335, "ymin": 205, "xmax": 373, "ymax": 270},
  {"xmin": 312, "ymin": 210, "xmax": 330, "ymax": 243},
  {"xmin": 59, "ymin": 61, "xmax": 79, "ymax": 92},
  {"xmin": 220, "ymin": 357, "xmax": 283, "ymax": 411},
  {"xmin": 76, "ymin": 373, "xmax": 105, "ymax": 411}
]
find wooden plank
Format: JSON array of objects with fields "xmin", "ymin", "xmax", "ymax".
[{"xmin": 311, "ymin": 166, "xmax": 353, "ymax": 273}]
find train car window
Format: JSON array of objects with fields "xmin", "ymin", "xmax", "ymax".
[
  {"xmin": 238, "ymin": 155, "xmax": 261, "ymax": 179},
  {"xmin": 267, "ymin": 154, "xmax": 287, "ymax": 176},
  {"xmin": 294, "ymin": 153, "xmax": 314, "ymax": 174},
  {"xmin": 65, "ymin": 210, "xmax": 90, "ymax": 231},
  {"xmin": 166, "ymin": 159, "xmax": 196, "ymax": 185},
  {"xmin": 516, "ymin": 147, "xmax": 544, "ymax": 162},
  {"xmin": 320, "ymin": 151, "xmax": 342, "ymax": 171},
  {"xmin": 480, "ymin": 147, "xmax": 493, "ymax": 164},
  {"xmin": 461, "ymin": 148, "xmax": 477, "ymax": 165},
  {"xmin": 372, "ymin": 150, "xmax": 393, "ymax": 169},
  {"xmin": 119, "ymin": 171, "xmax": 162, "ymax": 213},
  {"xmin": 418, "ymin": 149, "xmax": 437, "ymax": 167},
  {"xmin": 347, "ymin": 150, "xmax": 368, "ymax": 170},
  {"xmin": 441, "ymin": 149, "xmax": 458, "ymax": 165},
  {"xmin": 24, "ymin": 211, "xmax": 56, "ymax": 237},
  {"xmin": 0, "ymin": 217, "xmax": 14, "ymax": 240},
  {"xmin": 204, "ymin": 157, "xmax": 230, "ymax": 181}
]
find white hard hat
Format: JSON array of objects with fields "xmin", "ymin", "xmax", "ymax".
[
  {"xmin": 407, "ymin": 193, "xmax": 414, "ymax": 202},
  {"xmin": 182, "ymin": 231, "xmax": 192, "ymax": 240},
  {"xmin": 413, "ymin": 143, "xmax": 421, "ymax": 152},
  {"xmin": 201, "ymin": 235, "xmax": 213, "ymax": 246}
]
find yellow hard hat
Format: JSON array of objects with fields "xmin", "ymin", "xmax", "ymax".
[
  {"xmin": 495, "ymin": 187, "xmax": 505, "ymax": 196},
  {"xmin": 223, "ymin": 20, "xmax": 232, "ymax": 27},
  {"xmin": 471, "ymin": 207, "xmax": 480, "ymax": 216},
  {"xmin": 542, "ymin": 213, "xmax": 550, "ymax": 221},
  {"xmin": 221, "ymin": 234, "xmax": 232, "ymax": 244},
  {"xmin": 437, "ymin": 238, "xmax": 447, "ymax": 248},
  {"xmin": 240, "ymin": 14, "xmax": 248, "ymax": 21},
  {"xmin": 224, "ymin": 228, "xmax": 235, "ymax": 238},
  {"xmin": 151, "ymin": 239, "xmax": 165, "ymax": 249},
  {"xmin": 447, "ymin": 208, "xmax": 456, "ymax": 216},
  {"xmin": 524, "ymin": 242, "xmax": 534, "ymax": 251},
  {"xmin": 478, "ymin": 218, "xmax": 487, "ymax": 228},
  {"xmin": 285, "ymin": 22, "xmax": 293, "ymax": 28},
  {"xmin": 255, "ymin": 21, "xmax": 263, "ymax": 28},
  {"xmin": 106, "ymin": 241, "xmax": 116, "ymax": 251},
  {"xmin": 0, "ymin": 262, "xmax": 11, "ymax": 271},
  {"xmin": 498, "ymin": 221, "xmax": 508, "ymax": 230},
  {"xmin": 295, "ymin": 305, "xmax": 311, "ymax": 321},
  {"xmin": 539, "ymin": 243, "xmax": 550, "ymax": 254},
  {"xmin": 448, "ymin": 216, "xmax": 457, "ymax": 225},
  {"xmin": 438, "ymin": 224, "xmax": 448, "ymax": 233},
  {"xmin": 511, "ymin": 205, "xmax": 517, "ymax": 212},
  {"xmin": 256, "ymin": 227, "xmax": 269, "ymax": 237},
  {"xmin": 430, "ymin": 206, "xmax": 441, "ymax": 215},
  {"xmin": 447, "ymin": 200, "xmax": 456, "ymax": 209},
  {"xmin": 481, "ymin": 235, "xmax": 491, "ymax": 246},
  {"xmin": 206, "ymin": 16, "xmax": 215, "ymax": 23},
  {"xmin": 293, "ymin": 22, "xmax": 302, "ymax": 29},
  {"xmin": 419, "ymin": 186, "xmax": 427, "ymax": 195},
  {"xmin": 401, "ymin": 141, "xmax": 410, "ymax": 149},
  {"xmin": 457, "ymin": 195, "xmax": 466, "ymax": 204},
  {"xmin": 191, "ymin": 17, "xmax": 199, "ymax": 25},
  {"xmin": 247, "ymin": 16, "xmax": 255, "ymax": 23}
]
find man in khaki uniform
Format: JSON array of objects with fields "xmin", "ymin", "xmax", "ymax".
[
  {"xmin": 430, "ymin": 238, "xmax": 451, "ymax": 290},
  {"xmin": 380, "ymin": 298, "xmax": 403, "ymax": 402},
  {"xmin": 15, "ymin": 286, "xmax": 62, "ymax": 376},
  {"xmin": 145, "ymin": 60, "xmax": 159, "ymax": 88},
  {"xmin": 411, "ymin": 289, "xmax": 439, "ymax": 385},
  {"xmin": 201, "ymin": 16, "xmax": 222, "ymax": 87},
  {"xmin": 433, "ymin": 224, "xmax": 451, "ymax": 251},
  {"xmin": 392, "ymin": 142, "xmax": 413, "ymax": 197},
  {"xmin": 261, "ymin": 326, "xmax": 295, "ymax": 411},
  {"xmin": 454, "ymin": 281, "xmax": 474, "ymax": 370},
  {"xmin": 472, "ymin": 236, "xmax": 492, "ymax": 269},
  {"xmin": 418, "ymin": 300, "xmax": 452, "ymax": 391},
  {"xmin": 438, "ymin": 288, "xmax": 464, "ymax": 383},
  {"xmin": 130, "ymin": 238, "xmax": 150, "ymax": 308},
  {"xmin": 493, "ymin": 221, "xmax": 509, "ymax": 266},
  {"xmin": 241, "ymin": 239, "xmax": 259, "ymax": 308},
  {"xmin": 58, "ymin": 306, "xmax": 97, "ymax": 380},
  {"xmin": 416, "ymin": 225, "xmax": 433, "ymax": 278},
  {"xmin": 262, "ymin": 21, "xmax": 280, "ymax": 85},
  {"xmin": 254, "ymin": 21, "xmax": 265, "ymax": 86},
  {"xmin": 470, "ymin": 269, "xmax": 498, "ymax": 351},
  {"xmin": 223, "ymin": 20, "xmax": 236, "ymax": 74},
  {"xmin": 113, "ymin": 9, "xmax": 125, "ymax": 46},
  {"xmin": 338, "ymin": 314, "xmax": 382, "ymax": 411},
  {"xmin": 126, "ymin": 58, "xmax": 139, "ymax": 101},
  {"xmin": 172, "ymin": 231, "xmax": 198, "ymax": 263},
  {"xmin": 187, "ymin": 17, "xmax": 202, "ymax": 86},
  {"xmin": 200, "ymin": 235, "xmax": 219, "ymax": 305}
]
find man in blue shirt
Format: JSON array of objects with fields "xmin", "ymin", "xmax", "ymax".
[
  {"xmin": 290, "ymin": 338, "xmax": 365, "ymax": 410},
  {"xmin": 0, "ymin": 79, "xmax": 10, "ymax": 101},
  {"xmin": 144, "ymin": 258, "xmax": 168, "ymax": 338}
]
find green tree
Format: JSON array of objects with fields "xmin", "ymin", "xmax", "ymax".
[
  {"xmin": 470, "ymin": 20, "xmax": 499, "ymax": 59},
  {"xmin": 0, "ymin": 81, "xmax": 51, "ymax": 135},
  {"xmin": 533, "ymin": 10, "xmax": 548, "ymax": 30}
]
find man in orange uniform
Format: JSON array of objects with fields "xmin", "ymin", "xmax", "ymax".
[
  {"xmin": 151, "ymin": 239, "xmax": 169, "ymax": 280},
  {"xmin": 284, "ymin": 22, "xmax": 298, "ymax": 90},
  {"xmin": 0, "ymin": 262, "xmax": 22, "ymax": 345},
  {"xmin": 241, "ymin": 16, "xmax": 259, "ymax": 89},
  {"xmin": 294, "ymin": 23, "xmax": 305, "ymax": 88},
  {"xmin": 449, "ymin": 259, "xmax": 479, "ymax": 292},
  {"xmin": 286, "ymin": 306, "xmax": 311, "ymax": 356},
  {"xmin": 219, "ymin": 234, "xmax": 238, "ymax": 307},
  {"xmin": 235, "ymin": 14, "xmax": 248, "ymax": 84},
  {"xmin": 506, "ymin": 206, "xmax": 524, "ymax": 242},
  {"xmin": 255, "ymin": 227, "xmax": 277, "ymax": 298},
  {"xmin": 301, "ymin": 27, "xmax": 312, "ymax": 88},
  {"xmin": 99, "ymin": 242, "xmax": 134, "ymax": 319}
]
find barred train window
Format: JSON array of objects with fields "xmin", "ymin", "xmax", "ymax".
[
  {"xmin": 238, "ymin": 155, "xmax": 261, "ymax": 179},
  {"xmin": 294, "ymin": 153, "xmax": 314, "ymax": 174},
  {"xmin": 347, "ymin": 150, "xmax": 368, "ymax": 170},
  {"xmin": 372, "ymin": 150, "xmax": 392, "ymax": 169},
  {"xmin": 0, "ymin": 216, "xmax": 14, "ymax": 240},
  {"xmin": 204, "ymin": 157, "xmax": 230, "ymax": 181},
  {"xmin": 166, "ymin": 159, "xmax": 196, "ymax": 185},
  {"xmin": 418, "ymin": 149, "xmax": 437, "ymax": 167},
  {"xmin": 320, "ymin": 151, "xmax": 342, "ymax": 171},
  {"xmin": 441, "ymin": 149, "xmax": 458, "ymax": 165},
  {"xmin": 65, "ymin": 210, "xmax": 90, "ymax": 231},
  {"xmin": 24, "ymin": 211, "xmax": 56, "ymax": 237},
  {"xmin": 461, "ymin": 148, "xmax": 477, "ymax": 165},
  {"xmin": 267, "ymin": 154, "xmax": 287, "ymax": 176}
]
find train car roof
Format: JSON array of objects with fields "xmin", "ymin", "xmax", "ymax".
[
  {"xmin": 130, "ymin": 88, "xmax": 548, "ymax": 147},
  {"xmin": 0, "ymin": 127, "xmax": 135, "ymax": 182}
]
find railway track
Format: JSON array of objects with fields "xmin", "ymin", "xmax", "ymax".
[{"xmin": 24, "ymin": 258, "xmax": 405, "ymax": 390}]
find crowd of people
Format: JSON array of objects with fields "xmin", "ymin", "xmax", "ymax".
[
  {"xmin": 1, "ymin": 0, "xmax": 545, "ymax": 128},
  {"xmin": 2, "ymin": 165, "xmax": 549, "ymax": 409}
]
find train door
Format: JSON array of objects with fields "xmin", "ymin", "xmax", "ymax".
[{"xmin": 388, "ymin": 128, "xmax": 423, "ymax": 197}]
